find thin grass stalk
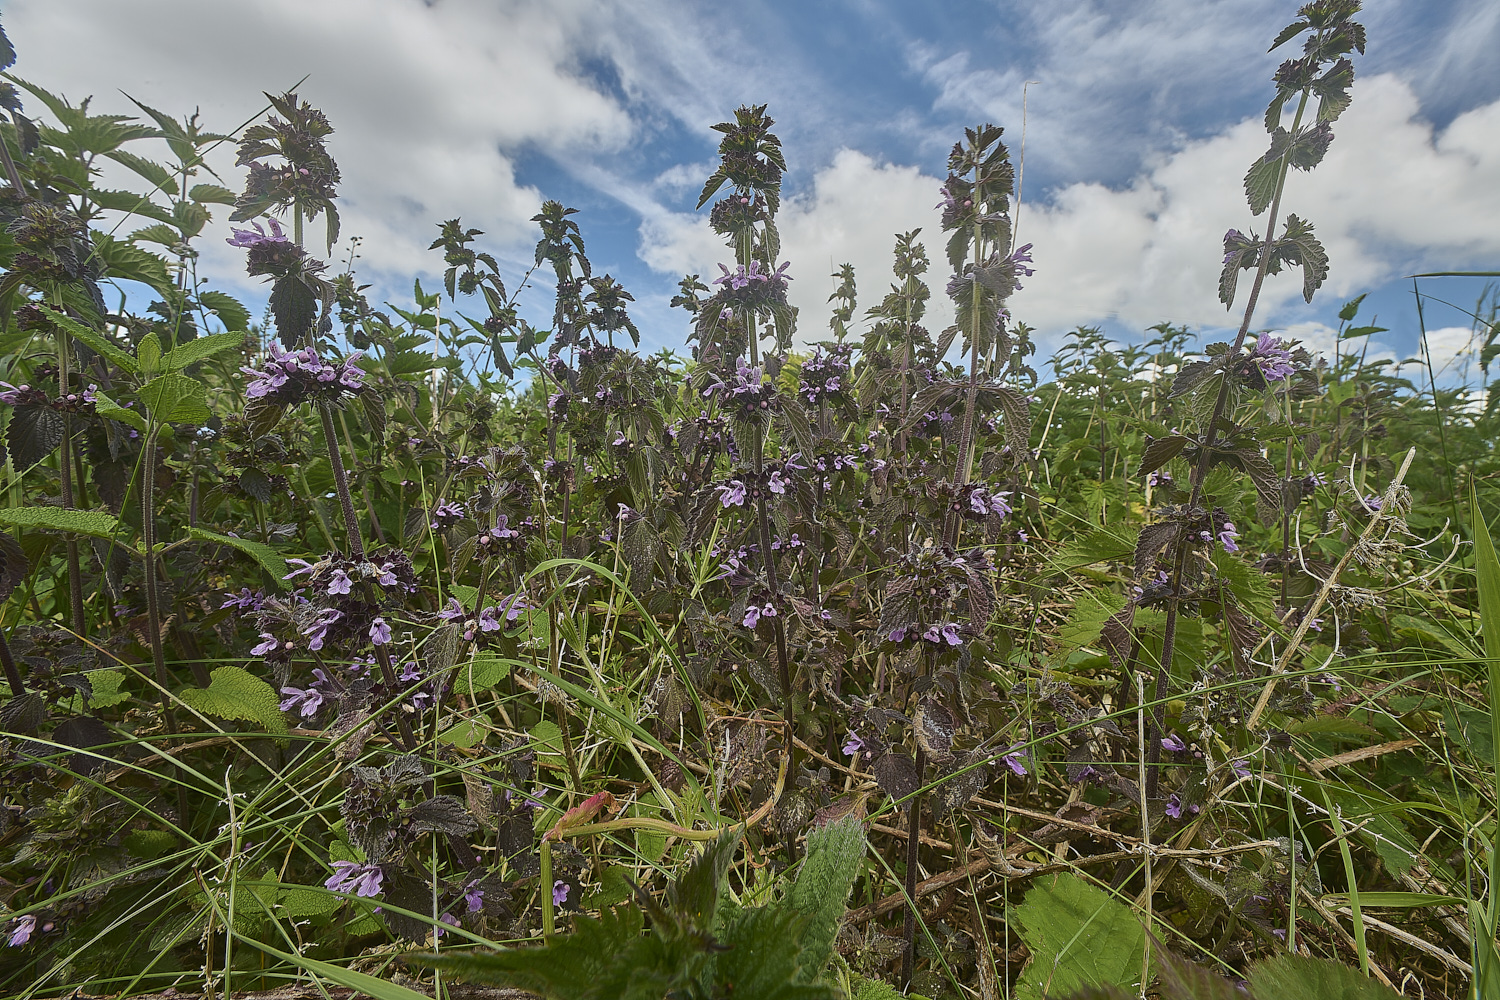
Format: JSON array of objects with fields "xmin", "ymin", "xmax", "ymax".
[{"xmin": 1468, "ymin": 488, "xmax": 1500, "ymax": 996}]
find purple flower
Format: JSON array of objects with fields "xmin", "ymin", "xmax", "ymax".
[
  {"xmin": 226, "ymin": 217, "xmax": 289, "ymax": 248},
  {"xmin": 431, "ymin": 501, "xmax": 465, "ymax": 530},
  {"xmin": 1217, "ymin": 522, "xmax": 1240, "ymax": 552},
  {"xmin": 302, "ymin": 607, "xmax": 342, "ymax": 651},
  {"xmin": 767, "ymin": 469, "xmax": 788, "ymax": 495},
  {"xmin": 221, "ymin": 588, "xmax": 265, "ymax": 611},
  {"xmin": 1249, "ymin": 333, "xmax": 1295, "ymax": 383},
  {"xmin": 1001, "ymin": 743, "xmax": 1029, "ymax": 777},
  {"xmin": 1165, "ymin": 794, "xmax": 1183, "ymax": 820},
  {"xmin": 743, "ymin": 603, "xmax": 775, "ymax": 628},
  {"xmin": 888, "ymin": 626, "xmax": 908, "ymax": 643},
  {"xmin": 552, "ymin": 881, "xmax": 570, "ymax": 906},
  {"xmin": 251, "ymin": 633, "xmax": 281, "ymax": 656},
  {"xmin": 717, "ymin": 479, "xmax": 747, "ymax": 508},
  {"xmin": 842, "ymin": 732, "xmax": 864, "ymax": 757},
  {"xmin": 369, "ymin": 617, "xmax": 392, "ymax": 646},
  {"xmin": 437, "ymin": 597, "xmax": 466, "ymax": 620},
  {"xmin": 1230, "ymin": 759, "xmax": 1251, "ymax": 779},
  {"xmin": 1161, "ymin": 734, "xmax": 1187, "ymax": 753},
  {"xmin": 463, "ymin": 879, "xmax": 485, "ymax": 913},
  {"xmin": 1361, "ymin": 494, "xmax": 1383, "ymax": 512},
  {"xmin": 922, "ymin": 623, "xmax": 962, "ymax": 646},
  {"xmin": 279, "ymin": 684, "xmax": 325, "ymax": 718},
  {"xmin": 6, "ymin": 914, "xmax": 36, "ymax": 947},
  {"xmin": 327, "ymin": 568, "xmax": 353, "ymax": 596},
  {"xmin": 325, "ymin": 861, "xmax": 384, "ymax": 897}
]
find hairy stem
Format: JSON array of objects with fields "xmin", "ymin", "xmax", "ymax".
[
  {"xmin": 55, "ymin": 328, "xmax": 85, "ymax": 634},
  {"xmin": 142, "ymin": 430, "xmax": 178, "ymax": 734}
]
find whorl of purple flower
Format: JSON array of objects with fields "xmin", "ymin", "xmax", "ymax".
[
  {"xmin": 301, "ymin": 607, "xmax": 342, "ymax": 651},
  {"xmin": 279, "ymin": 675, "xmax": 327, "ymax": 718},
  {"xmin": 241, "ymin": 343, "xmax": 366, "ymax": 406},
  {"xmin": 431, "ymin": 500, "xmax": 465, "ymax": 530},
  {"xmin": 325, "ymin": 861, "xmax": 384, "ymax": 897},
  {"xmin": 1248, "ymin": 333, "xmax": 1295, "ymax": 383},
  {"xmin": 842, "ymin": 731, "xmax": 864, "ymax": 757},
  {"xmin": 713, "ymin": 259, "xmax": 791, "ymax": 293},
  {"xmin": 743, "ymin": 603, "xmax": 777, "ymax": 628},
  {"xmin": 717, "ymin": 479, "xmax": 747, "ymax": 508},
  {"xmin": 888, "ymin": 626, "xmax": 908, "ymax": 643},
  {"xmin": 6, "ymin": 914, "xmax": 36, "ymax": 947},
  {"xmin": 1147, "ymin": 471, "xmax": 1173, "ymax": 488},
  {"xmin": 221, "ymin": 587, "xmax": 266, "ymax": 612},
  {"xmin": 968, "ymin": 487, "xmax": 1013, "ymax": 519},
  {"xmin": 1005, "ymin": 243, "xmax": 1036, "ymax": 288},
  {"xmin": 922, "ymin": 622, "xmax": 963, "ymax": 646},
  {"xmin": 226, "ymin": 217, "xmax": 290, "ymax": 248},
  {"xmin": 1161, "ymin": 734, "xmax": 1187, "ymax": 753}
]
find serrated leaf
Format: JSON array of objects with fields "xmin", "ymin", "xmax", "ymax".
[
  {"xmin": 189, "ymin": 183, "xmax": 237, "ymax": 205},
  {"xmin": 1014, "ymin": 873, "xmax": 1144, "ymax": 1000},
  {"xmin": 84, "ymin": 668, "xmax": 130, "ymax": 709},
  {"xmin": 405, "ymin": 795, "xmax": 479, "ymax": 835},
  {"xmin": 186, "ymin": 527, "xmax": 287, "ymax": 586},
  {"xmin": 872, "ymin": 752, "xmax": 920, "ymax": 804},
  {"xmin": 787, "ymin": 814, "xmax": 867, "ymax": 982},
  {"xmin": 0, "ymin": 506, "xmax": 120, "ymax": 541},
  {"xmin": 92, "ymin": 232, "xmax": 173, "ymax": 295},
  {"xmin": 667, "ymin": 827, "xmax": 743, "ymax": 936},
  {"xmin": 198, "ymin": 290, "xmax": 251, "ymax": 334},
  {"xmin": 1272, "ymin": 214, "xmax": 1329, "ymax": 303},
  {"xmin": 6, "ymin": 405, "xmax": 63, "ymax": 469},
  {"xmin": 1138, "ymin": 434, "xmax": 1189, "ymax": 478},
  {"xmin": 458, "ymin": 654, "xmax": 511, "ymax": 697},
  {"xmin": 1247, "ymin": 953, "xmax": 1403, "ymax": 1000},
  {"xmin": 42, "ymin": 306, "xmax": 139, "ymax": 373},
  {"xmin": 139, "ymin": 372, "xmax": 210, "ymax": 423},
  {"xmin": 101, "ymin": 149, "xmax": 173, "ymax": 189},
  {"xmin": 160, "ymin": 331, "xmax": 244, "ymax": 372},
  {"xmin": 178, "ymin": 665, "xmax": 288, "ymax": 736}
]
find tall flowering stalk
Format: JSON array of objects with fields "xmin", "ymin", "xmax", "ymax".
[{"xmin": 1145, "ymin": 0, "xmax": 1361, "ymax": 793}]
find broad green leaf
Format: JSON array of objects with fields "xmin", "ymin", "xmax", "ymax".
[
  {"xmin": 189, "ymin": 183, "xmax": 237, "ymax": 205},
  {"xmin": 0, "ymin": 506, "xmax": 120, "ymax": 541},
  {"xmin": 178, "ymin": 665, "xmax": 288, "ymax": 737},
  {"xmin": 437, "ymin": 719, "xmax": 487, "ymax": 749},
  {"xmin": 84, "ymin": 668, "xmax": 130, "ymax": 709},
  {"xmin": 42, "ymin": 306, "xmax": 138, "ymax": 373},
  {"xmin": 186, "ymin": 527, "xmax": 287, "ymax": 586},
  {"xmin": 787, "ymin": 814, "xmax": 867, "ymax": 982},
  {"xmin": 1247, "ymin": 953, "xmax": 1403, "ymax": 1000},
  {"xmin": 91, "ymin": 232, "xmax": 173, "ymax": 295},
  {"xmin": 92, "ymin": 390, "xmax": 147, "ymax": 431},
  {"xmin": 138, "ymin": 372, "xmax": 210, "ymax": 423},
  {"xmin": 137, "ymin": 331, "xmax": 163, "ymax": 376},
  {"xmin": 161, "ymin": 331, "xmax": 245, "ymax": 372},
  {"xmin": 457, "ymin": 653, "xmax": 510, "ymax": 696},
  {"xmin": 1014, "ymin": 873, "xmax": 1144, "ymax": 1000}
]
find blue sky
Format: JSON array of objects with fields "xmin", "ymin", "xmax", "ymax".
[{"xmin": 8, "ymin": 0, "xmax": 1500, "ymax": 383}]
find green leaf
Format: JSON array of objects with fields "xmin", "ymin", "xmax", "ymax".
[
  {"xmin": 101, "ymin": 149, "xmax": 174, "ymax": 190},
  {"xmin": 178, "ymin": 665, "xmax": 288, "ymax": 737},
  {"xmin": 160, "ymin": 331, "xmax": 244, "ymax": 372},
  {"xmin": 668, "ymin": 827, "xmax": 743, "ymax": 937},
  {"xmin": 0, "ymin": 506, "xmax": 120, "ymax": 541},
  {"xmin": 787, "ymin": 815, "xmax": 867, "ymax": 982},
  {"xmin": 91, "ymin": 232, "xmax": 172, "ymax": 295},
  {"xmin": 1272, "ymin": 214, "xmax": 1329, "ymax": 303},
  {"xmin": 186, "ymin": 527, "xmax": 287, "ymax": 586},
  {"xmin": 92, "ymin": 391, "xmax": 147, "ymax": 431},
  {"xmin": 138, "ymin": 372, "xmax": 210, "ymax": 423},
  {"xmin": 42, "ymin": 306, "xmax": 138, "ymax": 373},
  {"xmin": 1319, "ymin": 891, "xmax": 1463, "ymax": 909},
  {"xmin": 137, "ymin": 331, "xmax": 162, "ymax": 376},
  {"xmin": 189, "ymin": 183, "xmax": 237, "ymax": 205},
  {"xmin": 233, "ymin": 936, "xmax": 430, "ymax": 1000},
  {"xmin": 706, "ymin": 905, "xmax": 839, "ymax": 1000},
  {"xmin": 457, "ymin": 653, "xmax": 511, "ymax": 696},
  {"xmin": 198, "ymin": 290, "xmax": 251, "ymax": 333},
  {"xmin": 1014, "ymin": 873, "xmax": 1144, "ymax": 1000},
  {"xmin": 84, "ymin": 668, "xmax": 130, "ymax": 709},
  {"xmin": 1247, "ymin": 953, "xmax": 1403, "ymax": 1000}
]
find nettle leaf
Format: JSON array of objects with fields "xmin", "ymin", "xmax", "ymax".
[
  {"xmin": 1246, "ymin": 954, "xmax": 1403, "ymax": 1000},
  {"xmin": 92, "ymin": 390, "xmax": 147, "ymax": 431},
  {"xmin": 872, "ymin": 752, "xmax": 920, "ymax": 804},
  {"xmin": 1286, "ymin": 121, "xmax": 1333, "ymax": 171},
  {"xmin": 706, "ymin": 905, "xmax": 839, "ymax": 1000},
  {"xmin": 405, "ymin": 795, "xmax": 479, "ymax": 835},
  {"xmin": 139, "ymin": 373, "xmax": 210, "ymax": 423},
  {"xmin": 1312, "ymin": 57, "xmax": 1355, "ymax": 123},
  {"xmin": 160, "ymin": 331, "xmax": 244, "ymax": 372},
  {"xmin": 189, "ymin": 183, "xmax": 237, "ymax": 205},
  {"xmin": 42, "ymin": 306, "xmax": 139, "ymax": 373},
  {"xmin": 667, "ymin": 827, "xmax": 743, "ymax": 936},
  {"xmin": 187, "ymin": 528, "xmax": 287, "ymax": 586},
  {"xmin": 1137, "ymin": 434, "xmax": 1189, "ymax": 478},
  {"xmin": 1134, "ymin": 521, "xmax": 1179, "ymax": 578},
  {"xmin": 198, "ymin": 290, "xmax": 252, "ymax": 333},
  {"xmin": 269, "ymin": 275, "xmax": 318, "ymax": 344},
  {"xmin": 1169, "ymin": 359, "xmax": 1221, "ymax": 398},
  {"xmin": 0, "ymin": 506, "xmax": 120, "ymax": 542},
  {"xmin": 1243, "ymin": 128, "xmax": 1289, "ymax": 216},
  {"xmin": 92, "ymin": 233, "xmax": 173, "ymax": 295},
  {"xmin": 1014, "ymin": 873, "xmax": 1144, "ymax": 1000},
  {"xmin": 786, "ymin": 814, "xmax": 867, "ymax": 983},
  {"xmin": 1271, "ymin": 214, "xmax": 1328, "ymax": 303},
  {"xmin": 6, "ymin": 404, "xmax": 63, "ymax": 469},
  {"xmin": 178, "ymin": 665, "xmax": 288, "ymax": 737}
]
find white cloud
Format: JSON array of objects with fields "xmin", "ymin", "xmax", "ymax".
[
  {"xmin": 1006, "ymin": 74, "xmax": 1500, "ymax": 337},
  {"xmin": 5, "ymin": 0, "xmax": 631, "ymax": 300}
]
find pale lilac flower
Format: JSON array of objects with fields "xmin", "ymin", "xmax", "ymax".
[
  {"xmin": 1230, "ymin": 759, "xmax": 1251, "ymax": 779},
  {"xmin": 552, "ymin": 881, "xmax": 569, "ymax": 906},
  {"xmin": 1161, "ymin": 734, "xmax": 1187, "ymax": 753},
  {"xmin": 1165, "ymin": 794, "xmax": 1184, "ymax": 820},
  {"xmin": 767, "ymin": 469, "xmax": 788, "ymax": 495},
  {"xmin": 842, "ymin": 732, "xmax": 864, "ymax": 757},
  {"xmin": 225, "ymin": 217, "xmax": 289, "ymax": 248},
  {"xmin": 888, "ymin": 626, "xmax": 908, "ymax": 643},
  {"xmin": 325, "ymin": 861, "xmax": 384, "ymax": 897},
  {"xmin": 1217, "ymin": 523, "xmax": 1240, "ymax": 553},
  {"xmin": 279, "ymin": 684, "xmax": 325, "ymax": 718},
  {"xmin": 717, "ymin": 479, "xmax": 747, "ymax": 507},
  {"xmin": 327, "ymin": 568, "xmax": 352, "ymax": 596},
  {"xmin": 1249, "ymin": 333, "xmax": 1295, "ymax": 383},
  {"xmin": 922, "ymin": 623, "xmax": 962, "ymax": 646},
  {"xmin": 1361, "ymin": 494, "xmax": 1383, "ymax": 512},
  {"xmin": 6, "ymin": 914, "xmax": 36, "ymax": 947},
  {"xmin": 251, "ymin": 633, "xmax": 281, "ymax": 656},
  {"xmin": 437, "ymin": 597, "xmax": 466, "ymax": 620},
  {"xmin": 369, "ymin": 617, "xmax": 392, "ymax": 645},
  {"xmin": 463, "ymin": 879, "xmax": 485, "ymax": 913},
  {"xmin": 1000, "ymin": 743, "xmax": 1029, "ymax": 777}
]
